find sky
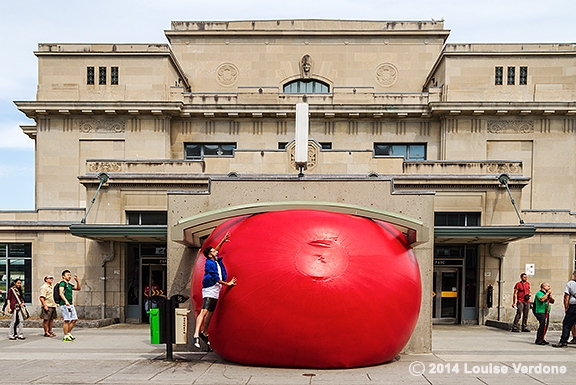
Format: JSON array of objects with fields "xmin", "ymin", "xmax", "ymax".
[{"xmin": 0, "ymin": 0, "xmax": 574, "ymax": 210}]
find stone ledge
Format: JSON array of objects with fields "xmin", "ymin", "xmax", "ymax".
[
  {"xmin": 485, "ymin": 319, "xmax": 563, "ymax": 331},
  {"xmin": 0, "ymin": 317, "xmax": 120, "ymax": 329}
]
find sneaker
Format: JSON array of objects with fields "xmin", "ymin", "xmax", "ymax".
[
  {"xmin": 63, "ymin": 335, "xmax": 74, "ymax": 342},
  {"xmin": 568, "ymin": 338, "xmax": 576, "ymax": 345},
  {"xmin": 193, "ymin": 337, "xmax": 200, "ymax": 348},
  {"xmin": 17, "ymin": 336, "xmax": 26, "ymax": 340},
  {"xmin": 8, "ymin": 337, "xmax": 17, "ymax": 341},
  {"xmin": 552, "ymin": 342, "xmax": 568, "ymax": 348},
  {"xmin": 67, "ymin": 333, "xmax": 75, "ymax": 340},
  {"xmin": 522, "ymin": 329, "xmax": 530, "ymax": 332},
  {"xmin": 199, "ymin": 332, "xmax": 209, "ymax": 343},
  {"xmin": 511, "ymin": 329, "xmax": 520, "ymax": 333}
]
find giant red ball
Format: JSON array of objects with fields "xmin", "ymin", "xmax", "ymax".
[{"xmin": 191, "ymin": 210, "xmax": 421, "ymax": 368}]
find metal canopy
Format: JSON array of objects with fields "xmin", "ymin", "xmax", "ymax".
[
  {"xmin": 69, "ymin": 224, "xmax": 167, "ymax": 242},
  {"xmin": 434, "ymin": 225, "xmax": 536, "ymax": 244}
]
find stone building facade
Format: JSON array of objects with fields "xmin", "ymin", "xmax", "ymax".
[{"xmin": 1, "ymin": 20, "xmax": 576, "ymax": 354}]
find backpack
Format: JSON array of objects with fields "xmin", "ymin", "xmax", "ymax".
[{"xmin": 53, "ymin": 281, "xmax": 63, "ymax": 304}]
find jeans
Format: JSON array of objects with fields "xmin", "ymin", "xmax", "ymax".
[
  {"xmin": 535, "ymin": 312, "xmax": 547, "ymax": 343},
  {"xmin": 8, "ymin": 309, "xmax": 24, "ymax": 338},
  {"xmin": 558, "ymin": 305, "xmax": 576, "ymax": 344}
]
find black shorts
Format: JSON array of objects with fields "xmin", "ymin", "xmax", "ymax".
[{"xmin": 202, "ymin": 297, "xmax": 218, "ymax": 312}]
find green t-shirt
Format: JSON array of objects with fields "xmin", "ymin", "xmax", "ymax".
[
  {"xmin": 59, "ymin": 281, "xmax": 74, "ymax": 305},
  {"xmin": 534, "ymin": 290, "xmax": 551, "ymax": 314}
]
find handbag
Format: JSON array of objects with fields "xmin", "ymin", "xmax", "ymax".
[
  {"xmin": 11, "ymin": 287, "xmax": 29, "ymax": 320},
  {"xmin": 20, "ymin": 305, "xmax": 30, "ymax": 320}
]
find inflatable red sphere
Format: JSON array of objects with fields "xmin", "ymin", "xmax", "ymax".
[{"xmin": 191, "ymin": 210, "xmax": 421, "ymax": 368}]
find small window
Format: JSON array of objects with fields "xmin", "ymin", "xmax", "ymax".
[
  {"xmin": 126, "ymin": 211, "xmax": 167, "ymax": 225},
  {"xmin": 507, "ymin": 66, "xmax": 515, "ymax": 85},
  {"xmin": 519, "ymin": 66, "xmax": 527, "ymax": 85},
  {"xmin": 278, "ymin": 142, "xmax": 288, "ymax": 150},
  {"xmin": 0, "ymin": 243, "xmax": 33, "ymax": 303},
  {"xmin": 374, "ymin": 143, "xmax": 426, "ymax": 160},
  {"xmin": 320, "ymin": 142, "xmax": 332, "ymax": 150},
  {"xmin": 283, "ymin": 79, "xmax": 329, "ymax": 93},
  {"xmin": 99, "ymin": 67, "xmax": 107, "ymax": 85},
  {"xmin": 184, "ymin": 143, "xmax": 237, "ymax": 160},
  {"xmin": 87, "ymin": 67, "xmax": 95, "ymax": 85},
  {"xmin": 434, "ymin": 212, "xmax": 481, "ymax": 227},
  {"xmin": 495, "ymin": 67, "xmax": 503, "ymax": 85},
  {"xmin": 111, "ymin": 67, "xmax": 119, "ymax": 85}
]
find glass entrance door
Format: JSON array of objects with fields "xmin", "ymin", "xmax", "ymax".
[
  {"xmin": 126, "ymin": 243, "xmax": 166, "ymax": 322},
  {"xmin": 433, "ymin": 268, "xmax": 460, "ymax": 324}
]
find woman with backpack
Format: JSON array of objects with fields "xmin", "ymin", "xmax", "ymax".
[{"xmin": 7, "ymin": 279, "xmax": 26, "ymax": 340}]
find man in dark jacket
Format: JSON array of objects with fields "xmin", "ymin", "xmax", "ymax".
[{"xmin": 193, "ymin": 232, "xmax": 237, "ymax": 348}]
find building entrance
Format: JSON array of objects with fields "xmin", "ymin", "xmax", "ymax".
[
  {"xmin": 433, "ymin": 267, "xmax": 460, "ymax": 324},
  {"xmin": 433, "ymin": 245, "xmax": 478, "ymax": 324},
  {"xmin": 126, "ymin": 243, "xmax": 167, "ymax": 322}
]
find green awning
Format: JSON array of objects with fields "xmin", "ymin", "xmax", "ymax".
[
  {"xmin": 434, "ymin": 225, "xmax": 535, "ymax": 244},
  {"xmin": 69, "ymin": 224, "xmax": 167, "ymax": 242}
]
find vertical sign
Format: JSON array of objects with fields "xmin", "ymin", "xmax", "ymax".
[
  {"xmin": 295, "ymin": 103, "xmax": 309, "ymax": 170},
  {"xmin": 525, "ymin": 263, "xmax": 535, "ymax": 276}
]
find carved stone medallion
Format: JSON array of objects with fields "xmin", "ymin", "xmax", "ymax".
[
  {"xmin": 216, "ymin": 63, "xmax": 239, "ymax": 87},
  {"xmin": 376, "ymin": 63, "xmax": 398, "ymax": 87},
  {"xmin": 287, "ymin": 140, "xmax": 320, "ymax": 171}
]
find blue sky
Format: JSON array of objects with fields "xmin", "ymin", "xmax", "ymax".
[{"xmin": 1, "ymin": 0, "xmax": 575, "ymax": 210}]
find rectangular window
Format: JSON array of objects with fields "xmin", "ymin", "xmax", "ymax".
[
  {"xmin": 99, "ymin": 67, "xmax": 107, "ymax": 85},
  {"xmin": 87, "ymin": 67, "xmax": 95, "ymax": 85},
  {"xmin": 184, "ymin": 143, "xmax": 237, "ymax": 160},
  {"xmin": 126, "ymin": 211, "xmax": 167, "ymax": 225},
  {"xmin": 507, "ymin": 66, "xmax": 515, "ymax": 85},
  {"xmin": 111, "ymin": 67, "xmax": 119, "ymax": 85},
  {"xmin": 519, "ymin": 66, "xmax": 528, "ymax": 85},
  {"xmin": 0, "ymin": 243, "xmax": 32, "ymax": 303},
  {"xmin": 434, "ymin": 212, "xmax": 481, "ymax": 227},
  {"xmin": 374, "ymin": 143, "xmax": 426, "ymax": 160},
  {"xmin": 495, "ymin": 67, "xmax": 503, "ymax": 85}
]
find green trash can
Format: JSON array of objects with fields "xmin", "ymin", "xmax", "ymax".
[{"xmin": 149, "ymin": 308, "xmax": 161, "ymax": 344}]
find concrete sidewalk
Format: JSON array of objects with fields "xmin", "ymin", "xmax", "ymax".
[{"xmin": 0, "ymin": 324, "xmax": 574, "ymax": 384}]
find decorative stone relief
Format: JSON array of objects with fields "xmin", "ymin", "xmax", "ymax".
[
  {"xmin": 375, "ymin": 63, "xmax": 398, "ymax": 87},
  {"xmin": 287, "ymin": 140, "xmax": 320, "ymax": 171},
  {"xmin": 300, "ymin": 54, "xmax": 312, "ymax": 78},
  {"xmin": 216, "ymin": 63, "xmax": 239, "ymax": 87},
  {"xmin": 487, "ymin": 120, "xmax": 534, "ymax": 134},
  {"xmin": 485, "ymin": 163, "xmax": 521, "ymax": 174},
  {"xmin": 79, "ymin": 119, "xmax": 125, "ymax": 133},
  {"xmin": 88, "ymin": 162, "xmax": 123, "ymax": 173}
]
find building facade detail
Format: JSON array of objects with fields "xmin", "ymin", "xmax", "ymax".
[
  {"xmin": 487, "ymin": 120, "xmax": 534, "ymax": 134},
  {"xmin": 216, "ymin": 63, "xmax": 239, "ymax": 87},
  {"xmin": 79, "ymin": 119, "xmax": 126, "ymax": 133}
]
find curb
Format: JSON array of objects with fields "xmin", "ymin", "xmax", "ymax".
[
  {"xmin": 0, "ymin": 317, "xmax": 120, "ymax": 329},
  {"xmin": 485, "ymin": 319, "xmax": 563, "ymax": 331}
]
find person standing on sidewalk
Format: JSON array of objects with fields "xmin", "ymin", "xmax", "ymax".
[
  {"xmin": 39, "ymin": 275, "xmax": 57, "ymax": 337},
  {"xmin": 193, "ymin": 232, "xmax": 237, "ymax": 349},
  {"xmin": 511, "ymin": 273, "xmax": 531, "ymax": 332},
  {"xmin": 58, "ymin": 270, "xmax": 81, "ymax": 342},
  {"xmin": 6, "ymin": 279, "xmax": 26, "ymax": 340},
  {"xmin": 534, "ymin": 282, "xmax": 554, "ymax": 345},
  {"xmin": 552, "ymin": 270, "xmax": 576, "ymax": 347}
]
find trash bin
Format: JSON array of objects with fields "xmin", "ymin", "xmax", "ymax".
[{"xmin": 149, "ymin": 308, "xmax": 161, "ymax": 344}]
